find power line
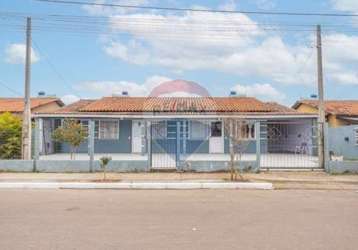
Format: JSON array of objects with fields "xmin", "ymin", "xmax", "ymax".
[
  {"xmin": 0, "ymin": 80, "xmax": 22, "ymax": 96},
  {"xmin": 35, "ymin": 0, "xmax": 358, "ymax": 17},
  {"xmin": 31, "ymin": 38, "xmax": 82, "ymax": 98}
]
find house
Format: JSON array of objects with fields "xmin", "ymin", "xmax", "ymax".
[
  {"xmin": 0, "ymin": 97, "xmax": 64, "ymax": 116},
  {"xmin": 292, "ymin": 99, "xmax": 358, "ymax": 127},
  {"xmin": 33, "ymin": 96, "xmax": 319, "ymax": 172}
]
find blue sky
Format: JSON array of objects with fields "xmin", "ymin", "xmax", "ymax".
[{"xmin": 0, "ymin": 0, "xmax": 358, "ymax": 105}]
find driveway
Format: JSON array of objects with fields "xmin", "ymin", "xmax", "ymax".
[{"xmin": 0, "ymin": 190, "xmax": 357, "ymax": 250}]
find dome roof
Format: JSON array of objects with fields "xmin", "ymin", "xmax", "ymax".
[{"xmin": 149, "ymin": 79, "xmax": 210, "ymax": 97}]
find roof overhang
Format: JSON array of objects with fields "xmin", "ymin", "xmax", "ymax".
[
  {"xmin": 33, "ymin": 112, "xmax": 318, "ymax": 120},
  {"xmin": 337, "ymin": 116, "xmax": 358, "ymax": 123}
]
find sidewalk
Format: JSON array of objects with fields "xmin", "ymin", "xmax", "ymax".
[{"xmin": 0, "ymin": 171, "xmax": 357, "ymax": 189}]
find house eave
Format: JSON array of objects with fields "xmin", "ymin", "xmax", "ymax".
[{"xmin": 32, "ymin": 112, "xmax": 318, "ymax": 120}]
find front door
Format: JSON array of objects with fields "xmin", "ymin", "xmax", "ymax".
[
  {"xmin": 209, "ymin": 121, "xmax": 224, "ymax": 153},
  {"xmin": 151, "ymin": 121, "xmax": 177, "ymax": 169},
  {"xmin": 132, "ymin": 121, "xmax": 145, "ymax": 153}
]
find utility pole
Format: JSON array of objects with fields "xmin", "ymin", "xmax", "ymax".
[
  {"xmin": 22, "ymin": 17, "xmax": 32, "ymax": 160},
  {"xmin": 316, "ymin": 24, "xmax": 325, "ymax": 169}
]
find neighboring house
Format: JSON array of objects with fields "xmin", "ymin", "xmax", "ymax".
[
  {"xmin": 292, "ymin": 99, "xmax": 358, "ymax": 127},
  {"xmin": 0, "ymin": 97, "xmax": 64, "ymax": 116},
  {"xmin": 33, "ymin": 96, "xmax": 319, "ymax": 171}
]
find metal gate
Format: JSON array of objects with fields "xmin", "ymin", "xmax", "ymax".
[
  {"xmin": 150, "ymin": 120, "xmax": 178, "ymax": 169},
  {"xmin": 260, "ymin": 120, "xmax": 320, "ymax": 169}
]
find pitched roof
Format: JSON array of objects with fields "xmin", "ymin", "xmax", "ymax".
[
  {"xmin": 54, "ymin": 99, "xmax": 96, "ymax": 113},
  {"xmin": 0, "ymin": 97, "xmax": 64, "ymax": 113},
  {"xmin": 51, "ymin": 97, "xmax": 300, "ymax": 115},
  {"xmin": 265, "ymin": 102, "xmax": 297, "ymax": 113},
  {"xmin": 293, "ymin": 99, "xmax": 358, "ymax": 116}
]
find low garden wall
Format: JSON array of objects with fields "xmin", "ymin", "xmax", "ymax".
[
  {"xmin": 0, "ymin": 160, "xmax": 149, "ymax": 173},
  {"xmin": 0, "ymin": 160, "xmax": 34, "ymax": 172},
  {"xmin": 328, "ymin": 161, "xmax": 358, "ymax": 174},
  {"xmin": 181, "ymin": 160, "xmax": 259, "ymax": 173}
]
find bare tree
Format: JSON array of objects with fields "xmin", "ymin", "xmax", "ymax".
[{"xmin": 223, "ymin": 118, "xmax": 252, "ymax": 181}]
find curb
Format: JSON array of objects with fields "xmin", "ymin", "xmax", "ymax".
[{"xmin": 0, "ymin": 182, "xmax": 273, "ymax": 190}]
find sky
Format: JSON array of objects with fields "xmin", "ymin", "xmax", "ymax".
[{"xmin": 0, "ymin": 0, "xmax": 358, "ymax": 106}]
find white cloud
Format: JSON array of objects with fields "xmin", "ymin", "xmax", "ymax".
[
  {"xmin": 231, "ymin": 83, "xmax": 286, "ymax": 101},
  {"xmin": 61, "ymin": 94, "xmax": 81, "ymax": 105},
  {"xmin": 74, "ymin": 75, "xmax": 172, "ymax": 96},
  {"xmin": 83, "ymin": 1, "xmax": 358, "ymax": 87},
  {"xmin": 4, "ymin": 43, "xmax": 39, "ymax": 64},
  {"xmin": 330, "ymin": 72, "xmax": 358, "ymax": 85},
  {"xmin": 331, "ymin": 0, "xmax": 358, "ymax": 12}
]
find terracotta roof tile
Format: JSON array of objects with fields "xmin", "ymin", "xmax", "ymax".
[
  {"xmin": 294, "ymin": 99, "xmax": 358, "ymax": 116},
  {"xmin": 54, "ymin": 99, "xmax": 96, "ymax": 113},
  {"xmin": 0, "ymin": 97, "xmax": 64, "ymax": 113},
  {"xmin": 78, "ymin": 97, "xmax": 278, "ymax": 113}
]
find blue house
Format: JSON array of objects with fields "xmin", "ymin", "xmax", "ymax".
[{"xmin": 33, "ymin": 96, "xmax": 319, "ymax": 172}]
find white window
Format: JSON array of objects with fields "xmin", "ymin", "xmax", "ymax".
[
  {"xmin": 94, "ymin": 120, "xmax": 119, "ymax": 140},
  {"xmin": 180, "ymin": 121, "xmax": 190, "ymax": 139},
  {"xmin": 190, "ymin": 121, "xmax": 209, "ymax": 139},
  {"xmin": 226, "ymin": 121, "xmax": 256, "ymax": 140},
  {"xmin": 241, "ymin": 123, "xmax": 256, "ymax": 140},
  {"xmin": 80, "ymin": 120, "xmax": 89, "ymax": 136}
]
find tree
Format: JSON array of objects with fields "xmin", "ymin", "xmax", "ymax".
[
  {"xmin": 223, "ymin": 118, "xmax": 252, "ymax": 181},
  {"xmin": 0, "ymin": 112, "xmax": 22, "ymax": 159},
  {"xmin": 99, "ymin": 156, "xmax": 112, "ymax": 181},
  {"xmin": 52, "ymin": 119, "xmax": 87, "ymax": 160}
]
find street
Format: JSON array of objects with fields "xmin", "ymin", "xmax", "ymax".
[{"xmin": 0, "ymin": 189, "xmax": 357, "ymax": 250}]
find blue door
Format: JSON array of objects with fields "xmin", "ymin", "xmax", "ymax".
[{"xmin": 151, "ymin": 121, "xmax": 177, "ymax": 169}]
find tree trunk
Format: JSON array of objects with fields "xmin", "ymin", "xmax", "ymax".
[
  {"xmin": 103, "ymin": 166, "xmax": 106, "ymax": 181},
  {"xmin": 230, "ymin": 143, "xmax": 235, "ymax": 181},
  {"xmin": 70, "ymin": 147, "xmax": 74, "ymax": 160}
]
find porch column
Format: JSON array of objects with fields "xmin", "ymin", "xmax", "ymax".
[
  {"xmin": 176, "ymin": 120, "xmax": 181, "ymax": 170},
  {"xmin": 146, "ymin": 121, "xmax": 152, "ymax": 171},
  {"xmin": 324, "ymin": 122, "xmax": 330, "ymax": 172},
  {"xmin": 88, "ymin": 119, "xmax": 95, "ymax": 173},
  {"xmin": 255, "ymin": 121, "xmax": 261, "ymax": 172}
]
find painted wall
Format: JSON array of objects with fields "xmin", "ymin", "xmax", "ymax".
[
  {"xmin": 295, "ymin": 103, "xmax": 349, "ymax": 128},
  {"xmin": 328, "ymin": 125, "xmax": 358, "ymax": 160},
  {"xmin": 33, "ymin": 102, "xmax": 63, "ymax": 113},
  {"xmin": 328, "ymin": 161, "xmax": 358, "ymax": 174},
  {"xmin": 327, "ymin": 115, "xmax": 350, "ymax": 128},
  {"xmin": 57, "ymin": 120, "xmax": 132, "ymax": 154}
]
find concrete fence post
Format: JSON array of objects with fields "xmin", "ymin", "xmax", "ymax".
[
  {"xmin": 33, "ymin": 118, "xmax": 40, "ymax": 172},
  {"xmin": 88, "ymin": 119, "xmax": 95, "ymax": 173},
  {"xmin": 255, "ymin": 121, "xmax": 261, "ymax": 172}
]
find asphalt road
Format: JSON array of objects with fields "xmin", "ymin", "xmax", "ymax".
[{"xmin": 0, "ymin": 189, "xmax": 357, "ymax": 250}]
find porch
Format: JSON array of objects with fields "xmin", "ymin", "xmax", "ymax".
[{"xmin": 34, "ymin": 116, "xmax": 319, "ymax": 171}]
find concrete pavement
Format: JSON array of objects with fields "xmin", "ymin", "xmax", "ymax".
[
  {"xmin": 0, "ymin": 181, "xmax": 273, "ymax": 190},
  {"xmin": 0, "ymin": 171, "xmax": 358, "ymax": 189},
  {"xmin": 0, "ymin": 189, "xmax": 357, "ymax": 250}
]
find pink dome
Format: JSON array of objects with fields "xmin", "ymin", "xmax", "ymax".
[{"xmin": 149, "ymin": 79, "xmax": 210, "ymax": 97}]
